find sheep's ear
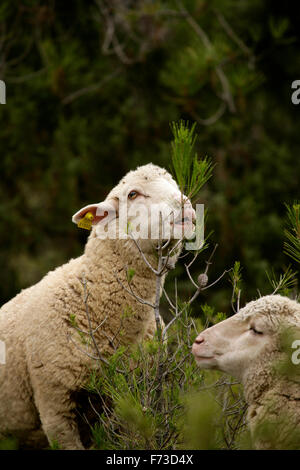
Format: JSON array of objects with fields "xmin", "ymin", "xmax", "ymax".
[{"xmin": 72, "ymin": 198, "xmax": 118, "ymax": 225}]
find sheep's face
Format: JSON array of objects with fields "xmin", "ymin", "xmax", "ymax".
[
  {"xmin": 72, "ymin": 164, "xmax": 196, "ymax": 250},
  {"xmin": 192, "ymin": 295, "xmax": 300, "ymax": 382}
]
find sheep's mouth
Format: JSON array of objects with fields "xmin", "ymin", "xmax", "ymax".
[
  {"xmin": 194, "ymin": 354, "xmax": 215, "ymax": 360},
  {"xmin": 173, "ymin": 217, "xmax": 193, "ymax": 226},
  {"xmin": 171, "ymin": 207, "xmax": 196, "ymax": 226},
  {"xmin": 193, "ymin": 349, "xmax": 223, "ymax": 362},
  {"xmin": 171, "ymin": 214, "xmax": 195, "ymax": 227},
  {"xmin": 193, "ymin": 354, "xmax": 218, "ymax": 366}
]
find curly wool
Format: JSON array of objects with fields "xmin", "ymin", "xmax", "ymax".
[
  {"xmin": 0, "ymin": 163, "xmax": 182, "ymax": 449},
  {"xmin": 241, "ymin": 295, "xmax": 300, "ymax": 449}
]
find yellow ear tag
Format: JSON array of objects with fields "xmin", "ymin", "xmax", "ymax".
[{"xmin": 77, "ymin": 211, "xmax": 94, "ymax": 230}]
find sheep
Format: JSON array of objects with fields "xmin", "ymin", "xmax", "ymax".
[
  {"xmin": 0, "ymin": 163, "xmax": 196, "ymax": 450},
  {"xmin": 192, "ymin": 294, "xmax": 300, "ymax": 449}
]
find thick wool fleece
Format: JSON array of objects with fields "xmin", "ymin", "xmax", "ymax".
[
  {"xmin": 0, "ymin": 220, "xmax": 170, "ymax": 450},
  {"xmin": 0, "ymin": 162, "xmax": 188, "ymax": 449},
  {"xmin": 241, "ymin": 295, "xmax": 300, "ymax": 449},
  {"xmin": 0, "ymin": 234, "xmax": 164, "ymax": 448}
]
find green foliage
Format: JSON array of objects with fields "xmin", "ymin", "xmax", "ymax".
[
  {"xmin": 284, "ymin": 203, "xmax": 300, "ymax": 265},
  {"xmin": 0, "ymin": 437, "xmax": 19, "ymax": 450},
  {"xmin": 266, "ymin": 265, "xmax": 297, "ymax": 296},
  {"xmin": 126, "ymin": 268, "xmax": 136, "ymax": 284},
  {"xmin": 200, "ymin": 304, "xmax": 226, "ymax": 325},
  {"xmin": 170, "ymin": 121, "xmax": 213, "ymax": 199},
  {"xmin": 229, "ymin": 261, "xmax": 242, "ymax": 288},
  {"xmin": 115, "ymin": 395, "xmax": 155, "ymax": 445},
  {"xmin": 181, "ymin": 391, "xmax": 221, "ymax": 450},
  {"xmin": 49, "ymin": 439, "xmax": 62, "ymax": 450},
  {"xmin": 69, "ymin": 313, "xmax": 78, "ymax": 328},
  {"xmin": 69, "ymin": 313, "xmax": 90, "ymax": 345},
  {"xmin": 251, "ymin": 411, "xmax": 300, "ymax": 450},
  {"xmin": 201, "ymin": 303, "xmax": 215, "ymax": 321},
  {"xmin": 90, "ymin": 422, "xmax": 111, "ymax": 450},
  {"xmin": 81, "ymin": 306, "xmax": 245, "ymax": 450},
  {"xmin": 84, "ymin": 337, "xmax": 198, "ymax": 448},
  {"xmin": 229, "ymin": 261, "xmax": 242, "ymax": 303},
  {"xmin": 269, "ymin": 16, "xmax": 290, "ymax": 40}
]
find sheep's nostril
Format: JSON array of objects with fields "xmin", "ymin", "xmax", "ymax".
[{"xmin": 194, "ymin": 335, "xmax": 205, "ymax": 345}]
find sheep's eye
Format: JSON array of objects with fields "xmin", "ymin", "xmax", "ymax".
[
  {"xmin": 128, "ymin": 190, "xmax": 138, "ymax": 200},
  {"xmin": 250, "ymin": 326, "xmax": 263, "ymax": 335}
]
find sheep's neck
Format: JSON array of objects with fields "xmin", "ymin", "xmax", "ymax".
[
  {"xmin": 243, "ymin": 355, "xmax": 300, "ymax": 447},
  {"xmin": 246, "ymin": 376, "xmax": 300, "ymax": 449},
  {"xmin": 243, "ymin": 349, "xmax": 300, "ymax": 405},
  {"xmin": 85, "ymin": 235, "xmax": 161, "ymax": 279},
  {"xmin": 245, "ymin": 374, "xmax": 300, "ymax": 404},
  {"xmin": 243, "ymin": 369, "xmax": 273, "ymax": 406},
  {"xmin": 85, "ymin": 227, "xmax": 182, "ymax": 277},
  {"xmin": 80, "ymin": 235, "xmax": 169, "ymax": 354}
]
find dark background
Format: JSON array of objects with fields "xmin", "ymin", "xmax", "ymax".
[{"xmin": 0, "ymin": 0, "xmax": 299, "ymax": 313}]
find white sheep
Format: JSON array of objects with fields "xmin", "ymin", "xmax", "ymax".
[
  {"xmin": 0, "ymin": 163, "xmax": 195, "ymax": 449},
  {"xmin": 192, "ymin": 294, "xmax": 300, "ymax": 449}
]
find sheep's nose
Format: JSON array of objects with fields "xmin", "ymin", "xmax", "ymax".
[
  {"xmin": 173, "ymin": 194, "xmax": 195, "ymax": 218},
  {"xmin": 190, "ymin": 206, "xmax": 196, "ymax": 222},
  {"xmin": 173, "ymin": 193, "xmax": 191, "ymax": 205},
  {"xmin": 194, "ymin": 334, "xmax": 205, "ymax": 345}
]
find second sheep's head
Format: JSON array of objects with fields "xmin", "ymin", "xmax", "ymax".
[
  {"xmin": 72, "ymin": 163, "xmax": 196, "ymax": 252},
  {"xmin": 192, "ymin": 295, "xmax": 300, "ymax": 384}
]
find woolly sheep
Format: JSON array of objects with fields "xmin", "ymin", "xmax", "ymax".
[
  {"xmin": 0, "ymin": 163, "xmax": 195, "ymax": 449},
  {"xmin": 192, "ymin": 294, "xmax": 300, "ymax": 449}
]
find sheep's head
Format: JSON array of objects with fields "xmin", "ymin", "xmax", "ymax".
[
  {"xmin": 192, "ymin": 295, "xmax": 300, "ymax": 383},
  {"xmin": 72, "ymin": 163, "xmax": 196, "ymax": 252}
]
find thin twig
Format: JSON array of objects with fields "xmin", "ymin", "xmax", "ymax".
[
  {"xmin": 184, "ymin": 263, "xmax": 199, "ymax": 289},
  {"xmin": 214, "ymin": 8, "xmax": 254, "ymax": 60},
  {"xmin": 62, "ymin": 68, "xmax": 121, "ymax": 105},
  {"xmin": 114, "ymin": 271, "xmax": 155, "ymax": 308},
  {"xmin": 202, "ymin": 269, "xmax": 232, "ymax": 290},
  {"xmin": 204, "ymin": 244, "xmax": 218, "ymax": 274},
  {"xmin": 129, "ymin": 233, "xmax": 159, "ymax": 274}
]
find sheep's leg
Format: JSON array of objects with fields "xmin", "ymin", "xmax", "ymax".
[
  {"xmin": 19, "ymin": 428, "xmax": 49, "ymax": 449},
  {"xmin": 34, "ymin": 392, "xmax": 84, "ymax": 450},
  {"xmin": 30, "ymin": 375, "xmax": 84, "ymax": 450}
]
